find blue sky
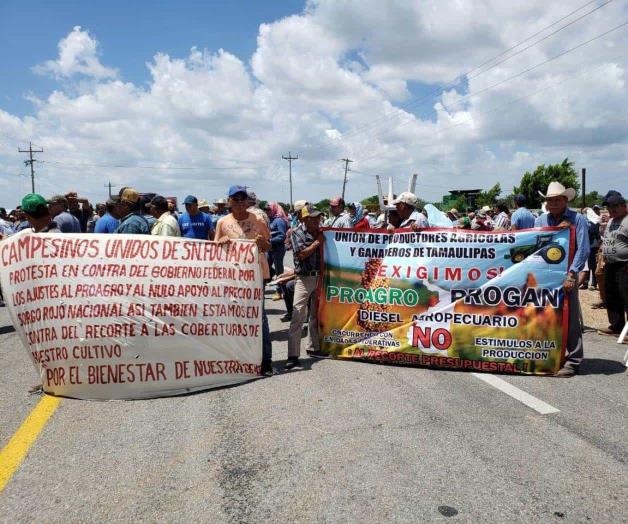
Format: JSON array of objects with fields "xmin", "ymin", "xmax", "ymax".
[
  {"xmin": 0, "ymin": 0, "xmax": 306, "ymax": 116},
  {"xmin": 0, "ymin": 0, "xmax": 626, "ymax": 207}
]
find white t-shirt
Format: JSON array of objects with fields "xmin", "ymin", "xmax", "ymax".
[{"xmin": 400, "ymin": 210, "xmax": 428, "ymax": 228}]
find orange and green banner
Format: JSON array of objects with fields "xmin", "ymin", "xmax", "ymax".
[{"xmin": 319, "ymin": 227, "xmax": 573, "ymax": 375}]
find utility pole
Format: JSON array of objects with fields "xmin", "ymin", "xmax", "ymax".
[
  {"xmin": 282, "ymin": 152, "xmax": 298, "ymax": 210},
  {"xmin": 104, "ymin": 181, "xmax": 120, "ymax": 198},
  {"xmin": 581, "ymin": 168, "xmax": 586, "ymax": 208},
  {"xmin": 340, "ymin": 158, "xmax": 353, "ymax": 200},
  {"xmin": 18, "ymin": 142, "xmax": 43, "ymax": 193}
]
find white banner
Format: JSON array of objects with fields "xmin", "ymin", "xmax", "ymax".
[{"xmin": 0, "ymin": 232, "xmax": 263, "ymax": 399}]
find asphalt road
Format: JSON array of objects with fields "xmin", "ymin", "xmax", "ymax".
[{"xmin": 0, "ymin": 299, "xmax": 626, "ymax": 523}]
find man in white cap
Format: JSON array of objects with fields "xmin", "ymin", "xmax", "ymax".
[
  {"xmin": 247, "ymin": 188, "xmax": 269, "ymax": 226},
  {"xmin": 291, "ymin": 200, "xmax": 308, "ymax": 229},
  {"xmin": 211, "ymin": 197, "xmax": 229, "ymax": 229},
  {"xmin": 392, "ymin": 192, "xmax": 428, "ymax": 229},
  {"xmin": 535, "ymin": 181, "xmax": 590, "ymax": 377}
]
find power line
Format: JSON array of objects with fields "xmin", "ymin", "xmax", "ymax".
[
  {"xmin": 469, "ymin": 1, "xmax": 616, "ymax": 81},
  {"xmin": 354, "ymin": 18, "xmax": 628, "ymax": 164},
  {"xmin": 18, "ymin": 142, "xmax": 43, "ymax": 193},
  {"xmin": 282, "ymin": 152, "xmax": 298, "ymax": 209},
  {"xmin": 357, "ymin": 49, "xmax": 628, "ymax": 162},
  {"xmin": 338, "ymin": 0, "xmax": 615, "ymax": 143},
  {"xmin": 467, "ymin": 0, "xmax": 614, "ymax": 79},
  {"xmin": 39, "ymin": 160, "xmax": 259, "ymax": 171}
]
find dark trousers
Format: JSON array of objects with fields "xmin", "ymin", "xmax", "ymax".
[
  {"xmin": 281, "ymin": 280, "xmax": 295, "ymax": 315},
  {"xmin": 588, "ymin": 246, "xmax": 599, "ymax": 286},
  {"xmin": 262, "ymin": 295, "xmax": 272, "ymax": 365},
  {"xmin": 605, "ymin": 262, "xmax": 628, "ymax": 332},
  {"xmin": 268, "ymin": 244, "xmax": 286, "ymax": 279},
  {"xmin": 564, "ymin": 286, "xmax": 584, "ymax": 370}
]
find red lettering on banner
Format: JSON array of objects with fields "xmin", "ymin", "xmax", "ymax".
[
  {"xmin": 87, "ymin": 363, "xmax": 167, "ymax": 384},
  {"xmin": 175, "ymin": 361, "xmax": 191, "ymax": 379},
  {"xmin": 46, "ymin": 367, "xmax": 66, "ymax": 386},
  {"xmin": 193, "ymin": 360, "xmax": 259, "ymax": 377},
  {"xmin": 444, "ymin": 267, "xmax": 462, "ymax": 281},
  {"xmin": 411, "ymin": 326, "xmax": 452, "ymax": 350},
  {"xmin": 467, "ymin": 268, "xmax": 481, "ymax": 281},
  {"xmin": 104, "ymin": 238, "xmax": 160, "ymax": 259}
]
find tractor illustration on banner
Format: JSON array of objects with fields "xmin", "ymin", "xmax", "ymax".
[{"xmin": 505, "ymin": 233, "xmax": 566, "ymax": 265}]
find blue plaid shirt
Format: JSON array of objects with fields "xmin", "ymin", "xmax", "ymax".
[
  {"xmin": 535, "ymin": 208, "xmax": 590, "ymax": 273},
  {"xmin": 116, "ymin": 212, "xmax": 151, "ymax": 235}
]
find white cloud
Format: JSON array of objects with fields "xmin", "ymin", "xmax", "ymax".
[
  {"xmin": 2, "ymin": 1, "xmax": 628, "ymax": 209},
  {"xmin": 33, "ymin": 26, "xmax": 117, "ymax": 79}
]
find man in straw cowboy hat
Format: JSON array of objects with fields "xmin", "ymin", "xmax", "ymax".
[{"xmin": 535, "ymin": 181, "xmax": 590, "ymax": 377}]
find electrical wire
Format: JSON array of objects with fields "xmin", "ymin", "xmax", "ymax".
[
  {"xmin": 337, "ymin": 0, "xmax": 615, "ymax": 143},
  {"xmin": 39, "ymin": 160, "xmax": 260, "ymax": 171},
  {"xmin": 353, "ymin": 19, "xmax": 628, "ymax": 164}
]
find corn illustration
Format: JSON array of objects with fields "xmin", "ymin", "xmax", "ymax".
[{"xmin": 357, "ymin": 258, "xmax": 394, "ymax": 332}]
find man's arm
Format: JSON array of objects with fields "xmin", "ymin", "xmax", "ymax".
[
  {"xmin": 297, "ymin": 239, "xmax": 320, "ymax": 260},
  {"xmin": 205, "ymin": 214, "xmax": 215, "ymax": 240},
  {"xmin": 569, "ymin": 215, "xmax": 590, "ymax": 274},
  {"xmin": 255, "ymin": 218, "xmax": 271, "ymax": 252}
]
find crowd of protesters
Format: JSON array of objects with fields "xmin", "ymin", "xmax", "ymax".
[{"xmin": 0, "ymin": 181, "xmax": 625, "ymax": 377}]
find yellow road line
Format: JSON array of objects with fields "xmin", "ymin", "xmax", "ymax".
[{"xmin": 0, "ymin": 395, "xmax": 61, "ymax": 492}]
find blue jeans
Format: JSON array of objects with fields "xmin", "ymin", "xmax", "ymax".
[{"xmin": 268, "ymin": 243, "xmax": 286, "ymax": 278}]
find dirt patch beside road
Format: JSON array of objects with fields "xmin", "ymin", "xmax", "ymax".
[{"xmin": 579, "ymin": 288, "xmax": 608, "ymax": 332}]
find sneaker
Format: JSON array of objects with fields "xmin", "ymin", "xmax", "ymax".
[
  {"xmin": 271, "ymin": 293, "xmax": 282, "ymax": 301},
  {"xmin": 588, "ymin": 285, "xmax": 597, "ymax": 291},
  {"xmin": 280, "ymin": 313, "xmax": 292, "ymax": 322},
  {"xmin": 598, "ymin": 328, "xmax": 621, "ymax": 336},
  {"xmin": 260, "ymin": 362, "xmax": 275, "ymax": 377},
  {"xmin": 284, "ymin": 357, "xmax": 301, "ymax": 370},
  {"xmin": 591, "ymin": 302, "xmax": 606, "ymax": 309},
  {"xmin": 554, "ymin": 366, "xmax": 578, "ymax": 378}
]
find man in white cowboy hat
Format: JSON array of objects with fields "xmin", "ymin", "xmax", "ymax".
[{"xmin": 535, "ymin": 181, "xmax": 590, "ymax": 377}]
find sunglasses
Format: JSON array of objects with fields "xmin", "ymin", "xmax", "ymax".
[{"xmin": 230, "ymin": 194, "xmax": 248, "ymax": 202}]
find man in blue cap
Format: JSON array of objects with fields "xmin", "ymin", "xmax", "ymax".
[
  {"xmin": 599, "ymin": 191, "xmax": 627, "ymax": 337},
  {"xmin": 178, "ymin": 195, "xmax": 214, "ymax": 240},
  {"xmin": 215, "ymin": 185, "xmax": 273, "ymax": 376}
]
